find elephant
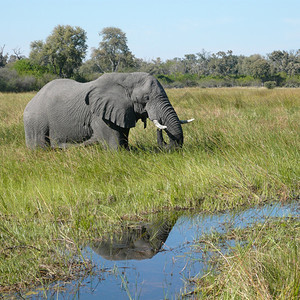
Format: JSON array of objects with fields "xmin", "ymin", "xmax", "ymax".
[{"xmin": 23, "ymin": 72, "xmax": 194, "ymax": 150}]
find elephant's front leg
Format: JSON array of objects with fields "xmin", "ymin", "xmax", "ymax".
[{"xmin": 83, "ymin": 118, "xmax": 129, "ymax": 150}]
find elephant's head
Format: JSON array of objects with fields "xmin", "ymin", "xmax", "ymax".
[
  {"xmin": 91, "ymin": 72, "xmax": 193, "ymax": 149},
  {"xmin": 128, "ymin": 73, "xmax": 193, "ymax": 149}
]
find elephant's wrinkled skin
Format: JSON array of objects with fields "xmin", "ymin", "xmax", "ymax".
[{"xmin": 24, "ymin": 72, "xmax": 192, "ymax": 150}]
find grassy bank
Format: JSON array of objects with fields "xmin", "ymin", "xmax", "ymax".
[
  {"xmin": 189, "ymin": 217, "xmax": 299, "ymax": 299},
  {"xmin": 0, "ymin": 88, "xmax": 299, "ymax": 291}
]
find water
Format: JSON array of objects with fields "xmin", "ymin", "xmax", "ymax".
[{"xmin": 25, "ymin": 201, "xmax": 299, "ymax": 299}]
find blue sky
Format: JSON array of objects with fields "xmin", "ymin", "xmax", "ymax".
[{"xmin": 1, "ymin": 0, "xmax": 300, "ymax": 61}]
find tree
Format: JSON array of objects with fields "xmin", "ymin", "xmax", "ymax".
[
  {"xmin": 196, "ymin": 50, "xmax": 211, "ymax": 76},
  {"xmin": 46, "ymin": 25, "xmax": 87, "ymax": 77},
  {"xmin": 183, "ymin": 54, "xmax": 197, "ymax": 74},
  {"xmin": 29, "ymin": 25, "xmax": 87, "ymax": 77},
  {"xmin": 268, "ymin": 50, "xmax": 300, "ymax": 76},
  {"xmin": 164, "ymin": 57, "xmax": 186, "ymax": 75},
  {"xmin": 208, "ymin": 50, "xmax": 238, "ymax": 76},
  {"xmin": 238, "ymin": 54, "xmax": 263, "ymax": 76},
  {"xmin": 12, "ymin": 47, "xmax": 24, "ymax": 60},
  {"xmin": 250, "ymin": 58, "xmax": 271, "ymax": 83},
  {"xmin": 7, "ymin": 47, "xmax": 25, "ymax": 63},
  {"xmin": 91, "ymin": 27, "xmax": 135, "ymax": 72},
  {"xmin": 29, "ymin": 40, "xmax": 47, "ymax": 65},
  {"xmin": 0, "ymin": 45, "xmax": 8, "ymax": 67}
]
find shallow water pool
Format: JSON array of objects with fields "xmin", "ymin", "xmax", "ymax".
[{"xmin": 27, "ymin": 201, "xmax": 299, "ymax": 299}]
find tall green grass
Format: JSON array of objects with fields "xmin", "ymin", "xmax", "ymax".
[
  {"xmin": 191, "ymin": 218, "xmax": 300, "ymax": 299},
  {"xmin": 0, "ymin": 88, "xmax": 299, "ymax": 291}
]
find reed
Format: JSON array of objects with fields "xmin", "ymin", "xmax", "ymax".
[{"xmin": 192, "ymin": 217, "xmax": 300, "ymax": 299}]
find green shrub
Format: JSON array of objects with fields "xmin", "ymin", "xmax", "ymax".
[
  {"xmin": 0, "ymin": 68, "xmax": 36, "ymax": 92},
  {"xmin": 236, "ymin": 75, "xmax": 261, "ymax": 87},
  {"xmin": 264, "ymin": 81, "xmax": 277, "ymax": 89},
  {"xmin": 12, "ymin": 59, "xmax": 49, "ymax": 77},
  {"xmin": 0, "ymin": 66, "xmax": 58, "ymax": 92},
  {"xmin": 156, "ymin": 74, "xmax": 174, "ymax": 84},
  {"xmin": 284, "ymin": 75, "xmax": 300, "ymax": 87}
]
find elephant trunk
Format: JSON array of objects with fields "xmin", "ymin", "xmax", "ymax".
[{"xmin": 146, "ymin": 98, "xmax": 183, "ymax": 149}]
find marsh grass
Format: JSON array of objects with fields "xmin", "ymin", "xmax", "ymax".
[
  {"xmin": 0, "ymin": 88, "xmax": 299, "ymax": 291},
  {"xmin": 190, "ymin": 217, "xmax": 300, "ymax": 299}
]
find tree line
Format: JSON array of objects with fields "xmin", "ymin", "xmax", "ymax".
[{"xmin": 1, "ymin": 25, "xmax": 300, "ymax": 92}]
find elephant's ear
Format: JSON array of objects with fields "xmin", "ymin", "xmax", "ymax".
[{"xmin": 87, "ymin": 88, "xmax": 136, "ymax": 128}]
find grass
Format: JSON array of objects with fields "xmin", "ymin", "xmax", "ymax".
[
  {"xmin": 0, "ymin": 88, "xmax": 299, "ymax": 292},
  {"xmin": 189, "ymin": 217, "xmax": 300, "ymax": 299}
]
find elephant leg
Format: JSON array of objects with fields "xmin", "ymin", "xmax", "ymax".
[
  {"xmin": 83, "ymin": 118, "xmax": 129, "ymax": 150},
  {"xmin": 25, "ymin": 130, "xmax": 50, "ymax": 149},
  {"xmin": 24, "ymin": 119, "xmax": 50, "ymax": 149}
]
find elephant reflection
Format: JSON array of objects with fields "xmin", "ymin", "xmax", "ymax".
[{"xmin": 92, "ymin": 217, "xmax": 177, "ymax": 261}]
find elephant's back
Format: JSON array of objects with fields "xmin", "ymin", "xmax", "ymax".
[
  {"xmin": 33, "ymin": 79, "xmax": 83, "ymax": 103},
  {"xmin": 24, "ymin": 79, "xmax": 85, "ymax": 124}
]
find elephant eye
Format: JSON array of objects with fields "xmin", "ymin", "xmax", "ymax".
[{"xmin": 144, "ymin": 95, "xmax": 149, "ymax": 101}]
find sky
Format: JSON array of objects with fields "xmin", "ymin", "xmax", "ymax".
[{"xmin": 1, "ymin": 0, "xmax": 300, "ymax": 61}]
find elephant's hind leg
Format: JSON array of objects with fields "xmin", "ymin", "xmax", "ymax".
[{"xmin": 24, "ymin": 123, "xmax": 50, "ymax": 149}]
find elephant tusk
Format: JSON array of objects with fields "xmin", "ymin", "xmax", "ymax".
[
  {"xmin": 153, "ymin": 120, "xmax": 167, "ymax": 130},
  {"xmin": 180, "ymin": 118, "xmax": 195, "ymax": 124}
]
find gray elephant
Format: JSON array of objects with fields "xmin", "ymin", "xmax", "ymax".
[{"xmin": 24, "ymin": 72, "xmax": 193, "ymax": 150}]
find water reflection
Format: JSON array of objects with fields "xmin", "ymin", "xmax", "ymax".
[
  {"xmin": 19, "ymin": 201, "xmax": 299, "ymax": 299},
  {"xmin": 91, "ymin": 216, "xmax": 178, "ymax": 261}
]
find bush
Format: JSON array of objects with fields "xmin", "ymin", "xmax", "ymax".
[
  {"xmin": 0, "ymin": 65, "xmax": 58, "ymax": 92},
  {"xmin": 284, "ymin": 76, "xmax": 300, "ymax": 87},
  {"xmin": 198, "ymin": 78, "xmax": 220, "ymax": 88},
  {"xmin": 35, "ymin": 73, "xmax": 59, "ymax": 89},
  {"xmin": 0, "ymin": 67, "xmax": 36, "ymax": 92},
  {"xmin": 166, "ymin": 73, "xmax": 199, "ymax": 87},
  {"xmin": 12, "ymin": 59, "xmax": 49, "ymax": 77},
  {"xmin": 156, "ymin": 74, "xmax": 174, "ymax": 84},
  {"xmin": 264, "ymin": 81, "xmax": 277, "ymax": 89},
  {"xmin": 236, "ymin": 76, "xmax": 261, "ymax": 87}
]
